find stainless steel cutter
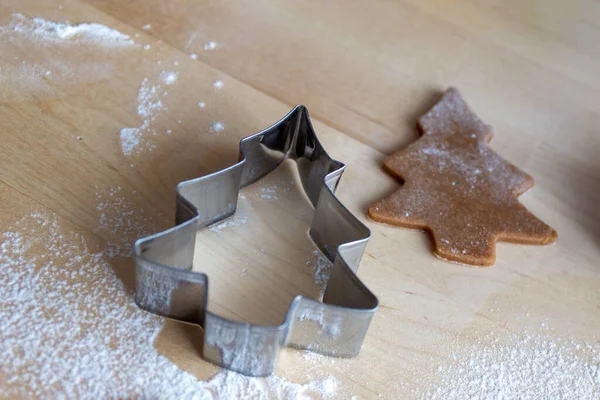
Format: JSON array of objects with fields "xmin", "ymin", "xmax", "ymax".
[{"xmin": 134, "ymin": 105, "xmax": 379, "ymax": 376}]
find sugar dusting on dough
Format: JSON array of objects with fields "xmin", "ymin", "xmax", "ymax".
[{"xmin": 369, "ymin": 88, "xmax": 556, "ymax": 264}]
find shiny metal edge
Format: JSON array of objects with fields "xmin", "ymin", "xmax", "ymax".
[{"xmin": 133, "ymin": 105, "xmax": 379, "ymax": 376}]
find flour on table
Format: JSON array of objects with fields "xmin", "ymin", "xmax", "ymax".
[
  {"xmin": 208, "ymin": 196, "xmax": 250, "ymax": 232},
  {"xmin": 0, "ymin": 207, "xmax": 344, "ymax": 398},
  {"xmin": 135, "ymin": 79, "xmax": 164, "ymax": 118},
  {"xmin": 0, "ymin": 211, "xmax": 202, "ymax": 398},
  {"xmin": 260, "ymin": 186, "xmax": 278, "ymax": 200},
  {"xmin": 210, "ymin": 121, "xmax": 225, "ymax": 132},
  {"xmin": 208, "ymin": 214, "xmax": 248, "ymax": 232},
  {"xmin": 413, "ymin": 328, "xmax": 600, "ymax": 399},
  {"xmin": 119, "ymin": 72, "xmax": 176, "ymax": 156},
  {"xmin": 213, "ymin": 79, "xmax": 224, "ymax": 89},
  {"xmin": 0, "ymin": 16, "xmax": 179, "ymax": 157},
  {"xmin": 0, "ymin": 14, "xmax": 136, "ymax": 100},
  {"xmin": 204, "ymin": 41, "xmax": 218, "ymax": 50},
  {"xmin": 119, "ymin": 127, "xmax": 144, "ymax": 157},
  {"xmin": 2, "ymin": 13, "xmax": 135, "ymax": 46},
  {"xmin": 160, "ymin": 71, "xmax": 178, "ymax": 85},
  {"xmin": 94, "ymin": 186, "xmax": 161, "ymax": 257},
  {"xmin": 203, "ymin": 370, "xmax": 340, "ymax": 399}
]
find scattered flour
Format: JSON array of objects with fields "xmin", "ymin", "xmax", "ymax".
[
  {"xmin": 210, "ymin": 121, "xmax": 225, "ymax": 132},
  {"xmin": 260, "ymin": 186, "xmax": 278, "ymax": 200},
  {"xmin": 204, "ymin": 41, "xmax": 218, "ymax": 50},
  {"xmin": 189, "ymin": 53, "xmax": 199, "ymax": 60},
  {"xmin": 306, "ymin": 250, "xmax": 333, "ymax": 296},
  {"xmin": 205, "ymin": 370, "xmax": 340, "ymax": 399},
  {"xmin": 213, "ymin": 79, "xmax": 224, "ymax": 89},
  {"xmin": 0, "ymin": 14, "xmax": 136, "ymax": 100},
  {"xmin": 160, "ymin": 71, "xmax": 178, "ymax": 85},
  {"xmin": 0, "ymin": 211, "xmax": 203, "ymax": 398},
  {"xmin": 0, "ymin": 207, "xmax": 344, "ymax": 398},
  {"xmin": 119, "ymin": 127, "xmax": 144, "ymax": 157},
  {"xmin": 198, "ymin": 101, "xmax": 206, "ymax": 108},
  {"xmin": 0, "ymin": 14, "xmax": 167, "ymax": 159},
  {"xmin": 414, "ymin": 329, "xmax": 600, "ymax": 399},
  {"xmin": 2, "ymin": 14, "xmax": 135, "ymax": 46},
  {"xmin": 208, "ymin": 200, "xmax": 249, "ymax": 233},
  {"xmin": 94, "ymin": 186, "xmax": 161, "ymax": 258},
  {"xmin": 141, "ymin": 24, "xmax": 151, "ymax": 31},
  {"xmin": 298, "ymin": 307, "xmax": 341, "ymax": 339},
  {"xmin": 136, "ymin": 78, "xmax": 164, "ymax": 117},
  {"xmin": 301, "ymin": 351, "xmax": 336, "ymax": 367},
  {"xmin": 0, "ymin": 13, "xmax": 340, "ymax": 395},
  {"xmin": 208, "ymin": 214, "xmax": 248, "ymax": 233},
  {"xmin": 119, "ymin": 74, "xmax": 171, "ymax": 156}
]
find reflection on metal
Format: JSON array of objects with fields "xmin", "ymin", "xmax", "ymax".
[{"xmin": 133, "ymin": 106, "xmax": 379, "ymax": 376}]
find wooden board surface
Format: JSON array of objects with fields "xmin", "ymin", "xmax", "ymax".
[{"xmin": 1, "ymin": 0, "xmax": 599, "ymax": 398}]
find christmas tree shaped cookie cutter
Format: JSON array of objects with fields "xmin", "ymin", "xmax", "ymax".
[{"xmin": 134, "ymin": 105, "xmax": 379, "ymax": 376}]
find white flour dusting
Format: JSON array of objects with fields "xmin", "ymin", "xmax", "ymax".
[
  {"xmin": 298, "ymin": 308, "xmax": 341, "ymax": 339},
  {"xmin": 413, "ymin": 329, "xmax": 600, "ymax": 399},
  {"xmin": 213, "ymin": 79, "xmax": 224, "ymax": 89},
  {"xmin": 210, "ymin": 121, "xmax": 225, "ymax": 132},
  {"xmin": 94, "ymin": 187, "xmax": 160, "ymax": 257},
  {"xmin": 301, "ymin": 351, "xmax": 337, "ymax": 367},
  {"xmin": 160, "ymin": 71, "xmax": 178, "ymax": 85},
  {"xmin": 136, "ymin": 79, "xmax": 163, "ymax": 118},
  {"xmin": 0, "ymin": 212, "xmax": 203, "ymax": 398},
  {"xmin": 0, "ymin": 12, "xmax": 338, "ymax": 396},
  {"xmin": 260, "ymin": 186, "xmax": 278, "ymax": 200},
  {"xmin": 306, "ymin": 250, "xmax": 333, "ymax": 296},
  {"xmin": 2, "ymin": 14, "xmax": 135, "ymax": 46},
  {"xmin": 0, "ymin": 208, "xmax": 344, "ymax": 398},
  {"xmin": 119, "ymin": 127, "xmax": 144, "ymax": 156},
  {"xmin": 208, "ymin": 214, "xmax": 248, "ymax": 232},
  {"xmin": 206, "ymin": 371, "xmax": 339, "ymax": 399},
  {"xmin": 119, "ymin": 74, "xmax": 171, "ymax": 156},
  {"xmin": 208, "ymin": 197, "xmax": 250, "ymax": 232},
  {"xmin": 204, "ymin": 41, "xmax": 218, "ymax": 50},
  {"xmin": 0, "ymin": 14, "xmax": 136, "ymax": 100},
  {"xmin": 119, "ymin": 79, "xmax": 160, "ymax": 155}
]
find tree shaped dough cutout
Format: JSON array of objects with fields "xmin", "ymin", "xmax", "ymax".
[{"xmin": 368, "ymin": 87, "xmax": 557, "ymax": 266}]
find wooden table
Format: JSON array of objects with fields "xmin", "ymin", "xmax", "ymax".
[{"xmin": 1, "ymin": 0, "xmax": 599, "ymax": 398}]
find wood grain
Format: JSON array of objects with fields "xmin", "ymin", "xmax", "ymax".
[{"xmin": 1, "ymin": 0, "xmax": 599, "ymax": 397}]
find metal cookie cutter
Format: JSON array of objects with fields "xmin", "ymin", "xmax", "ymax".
[{"xmin": 134, "ymin": 105, "xmax": 379, "ymax": 376}]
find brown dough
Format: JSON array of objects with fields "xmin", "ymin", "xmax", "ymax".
[{"xmin": 368, "ymin": 87, "xmax": 557, "ymax": 266}]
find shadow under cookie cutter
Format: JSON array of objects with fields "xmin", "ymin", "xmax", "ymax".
[{"xmin": 134, "ymin": 105, "xmax": 379, "ymax": 376}]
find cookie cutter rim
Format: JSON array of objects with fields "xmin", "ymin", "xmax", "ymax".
[{"xmin": 133, "ymin": 105, "xmax": 379, "ymax": 376}]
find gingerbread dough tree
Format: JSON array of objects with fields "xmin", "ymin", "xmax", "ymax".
[{"xmin": 368, "ymin": 87, "xmax": 557, "ymax": 266}]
